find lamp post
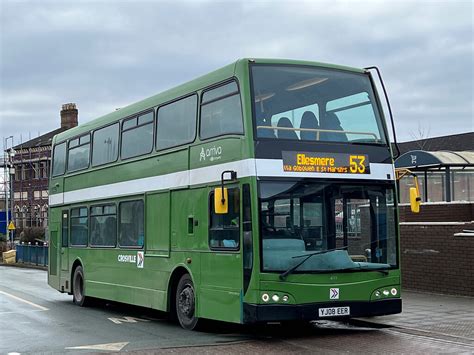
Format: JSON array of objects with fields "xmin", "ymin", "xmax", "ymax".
[{"xmin": 4, "ymin": 136, "xmax": 13, "ymax": 249}]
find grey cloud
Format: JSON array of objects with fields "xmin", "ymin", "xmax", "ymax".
[{"xmin": 0, "ymin": 0, "xmax": 472, "ymax": 146}]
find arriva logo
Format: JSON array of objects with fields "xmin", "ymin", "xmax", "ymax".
[{"xmin": 199, "ymin": 146, "xmax": 222, "ymax": 162}]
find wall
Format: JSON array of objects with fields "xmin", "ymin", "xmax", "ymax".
[{"xmin": 399, "ymin": 202, "xmax": 474, "ymax": 297}]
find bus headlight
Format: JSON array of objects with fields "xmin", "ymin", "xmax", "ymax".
[
  {"xmin": 391, "ymin": 288, "xmax": 398, "ymax": 296},
  {"xmin": 375, "ymin": 290, "xmax": 381, "ymax": 297},
  {"xmin": 282, "ymin": 295, "xmax": 289, "ymax": 302},
  {"xmin": 262, "ymin": 293, "xmax": 270, "ymax": 302},
  {"xmin": 272, "ymin": 294, "xmax": 280, "ymax": 302},
  {"xmin": 383, "ymin": 290, "xmax": 390, "ymax": 296}
]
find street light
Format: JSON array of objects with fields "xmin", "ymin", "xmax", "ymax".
[{"xmin": 4, "ymin": 136, "xmax": 14, "ymax": 249}]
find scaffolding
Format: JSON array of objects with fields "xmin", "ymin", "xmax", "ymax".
[{"xmin": 11, "ymin": 140, "xmax": 51, "ymax": 230}]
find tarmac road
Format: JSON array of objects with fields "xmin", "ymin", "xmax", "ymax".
[{"xmin": 1, "ymin": 266, "xmax": 473, "ymax": 354}]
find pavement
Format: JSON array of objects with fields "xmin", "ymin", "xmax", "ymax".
[{"xmin": 354, "ymin": 290, "xmax": 474, "ymax": 346}]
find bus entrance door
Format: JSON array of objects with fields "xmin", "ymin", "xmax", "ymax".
[
  {"xmin": 200, "ymin": 186, "xmax": 242, "ymax": 323},
  {"xmin": 60, "ymin": 210, "xmax": 69, "ymax": 273}
]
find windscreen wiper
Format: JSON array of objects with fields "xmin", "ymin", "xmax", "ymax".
[{"xmin": 279, "ymin": 246, "xmax": 348, "ymax": 281}]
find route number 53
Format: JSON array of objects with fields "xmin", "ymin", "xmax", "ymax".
[{"xmin": 349, "ymin": 155, "xmax": 366, "ymax": 173}]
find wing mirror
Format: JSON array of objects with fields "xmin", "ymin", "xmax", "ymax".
[
  {"xmin": 396, "ymin": 168, "xmax": 421, "ymax": 213},
  {"xmin": 213, "ymin": 170, "xmax": 237, "ymax": 214},
  {"xmin": 409, "ymin": 175, "xmax": 421, "ymax": 213}
]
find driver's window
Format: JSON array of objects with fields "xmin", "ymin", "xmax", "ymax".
[{"xmin": 209, "ymin": 188, "xmax": 240, "ymax": 250}]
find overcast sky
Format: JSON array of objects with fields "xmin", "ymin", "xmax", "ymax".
[{"xmin": 0, "ymin": 0, "xmax": 472, "ymax": 148}]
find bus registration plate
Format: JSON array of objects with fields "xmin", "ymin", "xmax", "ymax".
[{"xmin": 318, "ymin": 306, "xmax": 350, "ymax": 317}]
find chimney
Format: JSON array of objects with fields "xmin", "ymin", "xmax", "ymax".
[{"xmin": 60, "ymin": 103, "xmax": 78, "ymax": 130}]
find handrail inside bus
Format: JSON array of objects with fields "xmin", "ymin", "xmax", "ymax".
[{"xmin": 256, "ymin": 126, "xmax": 379, "ymax": 141}]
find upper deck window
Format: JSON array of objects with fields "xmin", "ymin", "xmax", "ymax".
[
  {"xmin": 92, "ymin": 123, "xmax": 119, "ymax": 167},
  {"xmin": 121, "ymin": 111, "xmax": 154, "ymax": 159},
  {"xmin": 156, "ymin": 95, "xmax": 197, "ymax": 150},
  {"xmin": 67, "ymin": 134, "xmax": 90, "ymax": 172},
  {"xmin": 200, "ymin": 81, "xmax": 244, "ymax": 140},
  {"xmin": 251, "ymin": 65, "xmax": 386, "ymax": 144},
  {"xmin": 52, "ymin": 142, "xmax": 67, "ymax": 177}
]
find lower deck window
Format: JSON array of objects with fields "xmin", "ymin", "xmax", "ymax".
[
  {"xmin": 119, "ymin": 200, "xmax": 144, "ymax": 248},
  {"xmin": 90, "ymin": 205, "xmax": 117, "ymax": 247},
  {"xmin": 70, "ymin": 207, "xmax": 88, "ymax": 246}
]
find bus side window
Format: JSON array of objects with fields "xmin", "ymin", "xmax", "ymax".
[
  {"xmin": 209, "ymin": 188, "xmax": 240, "ymax": 250},
  {"xmin": 200, "ymin": 81, "xmax": 244, "ymax": 140},
  {"xmin": 52, "ymin": 142, "xmax": 67, "ymax": 177},
  {"xmin": 90, "ymin": 204, "xmax": 117, "ymax": 247},
  {"xmin": 119, "ymin": 200, "xmax": 144, "ymax": 248},
  {"xmin": 70, "ymin": 207, "xmax": 88, "ymax": 246}
]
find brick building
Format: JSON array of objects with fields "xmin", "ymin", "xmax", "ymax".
[{"xmin": 9, "ymin": 104, "xmax": 78, "ymax": 229}]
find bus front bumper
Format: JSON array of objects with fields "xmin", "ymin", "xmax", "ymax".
[{"xmin": 243, "ymin": 298, "xmax": 401, "ymax": 323}]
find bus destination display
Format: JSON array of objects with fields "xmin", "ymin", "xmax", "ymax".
[{"xmin": 282, "ymin": 151, "xmax": 369, "ymax": 174}]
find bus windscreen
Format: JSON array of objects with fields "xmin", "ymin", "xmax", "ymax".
[{"xmin": 251, "ymin": 65, "xmax": 387, "ymax": 144}]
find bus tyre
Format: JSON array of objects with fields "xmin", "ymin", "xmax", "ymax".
[
  {"xmin": 175, "ymin": 274, "xmax": 198, "ymax": 330},
  {"xmin": 72, "ymin": 266, "xmax": 90, "ymax": 307}
]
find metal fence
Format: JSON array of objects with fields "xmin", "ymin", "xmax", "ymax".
[{"xmin": 15, "ymin": 243, "xmax": 48, "ymax": 267}]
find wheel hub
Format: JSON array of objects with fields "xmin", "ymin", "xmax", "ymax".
[{"xmin": 178, "ymin": 285, "xmax": 194, "ymax": 317}]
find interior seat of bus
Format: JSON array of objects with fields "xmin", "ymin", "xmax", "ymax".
[
  {"xmin": 300, "ymin": 111, "xmax": 319, "ymax": 140},
  {"xmin": 277, "ymin": 117, "xmax": 298, "ymax": 140},
  {"xmin": 319, "ymin": 112, "xmax": 348, "ymax": 141}
]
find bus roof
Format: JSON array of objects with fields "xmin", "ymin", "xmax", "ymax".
[{"xmin": 53, "ymin": 58, "xmax": 364, "ymax": 143}]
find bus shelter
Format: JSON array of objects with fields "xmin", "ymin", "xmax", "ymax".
[{"xmin": 395, "ymin": 150, "xmax": 474, "ymax": 203}]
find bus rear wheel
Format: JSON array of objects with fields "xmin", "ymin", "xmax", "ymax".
[
  {"xmin": 175, "ymin": 274, "xmax": 199, "ymax": 330},
  {"xmin": 72, "ymin": 266, "xmax": 90, "ymax": 307}
]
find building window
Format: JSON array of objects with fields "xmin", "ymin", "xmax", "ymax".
[
  {"xmin": 14, "ymin": 191, "xmax": 28, "ymax": 200},
  {"xmin": 92, "ymin": 123, "xmax": 119, "ymax": 166},
  {"xmin": 121, "ymin": 111, "xmax": 154, "ymax": 159},
  {"xmin": 33, "ymin": 163, "xmax": 40, "ymax": 179},
  {"xmin": 67, "ymin": 135, "xmax": 90, "ymax": 172},
  {"xmin": 70, "ymin": 207, "xmax": 88, "ymax": 246},
  {"xmin": 209, "ymin": 187, "xmax": 240, "ymax": 250},
  {"xmin": 200, "ymin": 81, "xmax": 243, "ymax": 140},
  {"xmin": 14, "ymin": 165, "xmax": 21, "ymax": 181},
  {"xmin": 119, "ymin": 200, "xmax": 144, "ymax": 248},
  {"xmin": 21, "ymin": 164, "xmax": 27, "ymax": 180},
  {"xmin": 52, "ymin": 142, "xmax": 67, "ymax": 176},
  {"xmin": 156, "ymin": 95, "xmax": 197, "ymax": 150},
  {"xmin": 40, "ymin": 161, "xmax": 48, "ymax": 178},
  {"xmin": 90, "ymin": 204, "xmax": 117, "ymax": 247}
]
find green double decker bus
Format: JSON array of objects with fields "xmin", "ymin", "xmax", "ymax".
[{"xmin": 48, "ymin": 58, "xmax": 402, "ymax": 329}]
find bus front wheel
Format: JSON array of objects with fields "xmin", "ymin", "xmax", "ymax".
[
  {"xmin": 72, "ymin": 266, "xmax": 90, "ymax": 307},
  {"xmin": 175, "ymin": 274, "xmax": 199, "ymax": 330}
]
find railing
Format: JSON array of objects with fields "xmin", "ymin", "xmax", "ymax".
[
  {"xmin": 15, "ymin": 243, "xmax": 48, "ymax": 267},
  {"xmin": 256, "ymin": 126, "xmax": 379, "ymax": 141}
]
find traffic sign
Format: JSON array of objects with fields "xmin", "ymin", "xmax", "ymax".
[{"xmin": 7, "ymin": 221, "xmax": 15, "ymax": 230}]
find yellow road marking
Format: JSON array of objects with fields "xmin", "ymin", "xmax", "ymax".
[{"xmin": 0, "ymin": 290, "xmax": 49, "ymax": 311}]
